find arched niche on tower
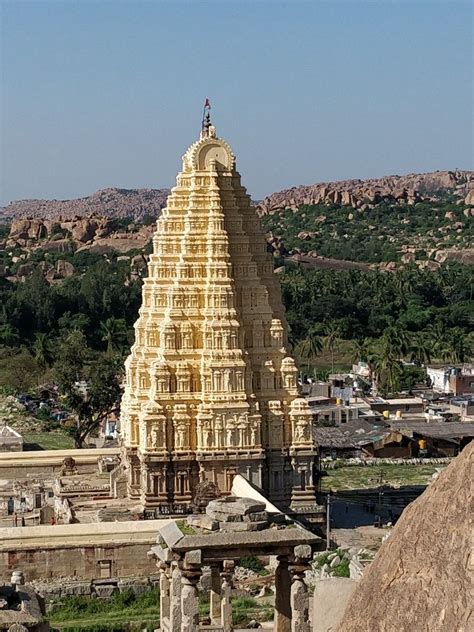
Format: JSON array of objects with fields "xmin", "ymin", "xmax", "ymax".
[{"xmin": 196, "ymin": 141, "xmax": 233, "ymax": 172}]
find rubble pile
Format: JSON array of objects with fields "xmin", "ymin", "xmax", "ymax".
[{"xmin": 205, "ymin": 497, "xmax": 269, "ymax": 532}]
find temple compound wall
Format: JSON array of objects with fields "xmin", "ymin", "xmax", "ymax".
[
  {"xmin": 0, "ymin": 448, "xmax": 120, "ymax": 479},
  {"xmin": 120, "ymin": 122, "xmax": 317, "ymax": 511},
  {"xmin": 0, "ymin": 520, "xmax": 167, "ymax": 580}
]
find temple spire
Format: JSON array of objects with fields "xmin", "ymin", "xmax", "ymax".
[{"xmin": 201, "ymin": 98, "xmax": 211, "ymax": 137}]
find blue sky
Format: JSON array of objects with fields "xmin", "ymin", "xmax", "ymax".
[{"xmin": 1, "ymin": 0, "xmax": 472, "ymax": 205}]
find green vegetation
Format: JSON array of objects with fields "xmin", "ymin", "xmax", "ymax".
[
  {"xmin": 49, "ymin": 589, "xmax": 160, "ymax": 631},
  {"xmin": 262, "ymin": 199, "xmax": 473, "ymax": 263},
  {"xmin": 313, "ymin": 549, "xmax": 351, "ymax": 577},
  {"xmin": 238, "ymin": 555, "xmax": 270, "ymax": 576},
  {"xmin": 320, "ymin": 463, "xmax": 445, "ymax": 492},
  {"xmin": 231, "ymin": 596, "xmax": 273, "ymax": 626},
  {"xmin": 23, "ymin": 432, "xmax": 75, "ymax": 450},
  {"xmin": 282, "ymin": 262, "xmax": 473, "ymax": 392},
  {"xmin": 48, "ymin": 589, "xmax": 273, "ymax": 631},
  {"xmin": 0, "ymin": 206, "xmax": 472, "ymax": 431}
]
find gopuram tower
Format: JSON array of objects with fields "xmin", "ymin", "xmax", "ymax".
[{"xmin": 120, "ymin": 112, "xmax": 316, "ymax": 511}]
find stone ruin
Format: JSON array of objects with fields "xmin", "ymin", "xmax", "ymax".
[
  {"xmin": 149, "ymin": 496, "xmax": 323, "ymax": 631},
  {"xmin": 205, "ymin": 497, "xmax": 268, "ymax": 532},
  {"xmin": 0, "ymin": 571, "xmax": 49, "ymax": 631}
]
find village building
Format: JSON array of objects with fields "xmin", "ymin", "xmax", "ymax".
[{"xmin": 427, "ymin": 365, "xmax": 474, "ymax": 396}]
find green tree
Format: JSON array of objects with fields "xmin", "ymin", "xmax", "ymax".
[
  {"xmin": 351, "ymin": 337, "xmax": 371, "ymax": 364},
  {"xmin": 100, "ymin": 317, "xmax": 128, "ymax": 356},
  {"xmin": 408, "ymin": 334, "xmax": 432, "ymax": 366},
  {"xmin": 54, "ymin": 332, "xmax": 123, "ymax": 447},
  {"xmin": 324, "ymin": 323, "xmax": 341, "ymax": 373},
  {"xmin": 0, "ymin": 348, "xmax": 41, "ymax": 393},
  {"xmin": 295, "ymin": 330, "xmax": 323, "ymax": 375},
  {"xmin": 32, "ymin": 332, "xmax": 53, "ymax": 382},
  {"xmin": 441, "ymin": 328, "xmax": 473, "ymax": 363}
]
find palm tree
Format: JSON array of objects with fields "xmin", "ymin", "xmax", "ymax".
[
  {"xmin": 296, "ymin": 331, "xmax": 323, "ymax": 375},
  {"xmin": 324, "ymin": 323, "xmax": 341, "ymax": 373},
  {"xmin": 441, "ymin": 328, "xmax": 473, "ymax": 364},
  {"xmin": 99, "ymin": 317, "xmax": 127, "ymax": 356},
  {"xmin": 0, "ymin": 324, "xmax": 20, "ymax": 347},
  {"xmin": 32, "ymin": 332, "xmax": 53, "ymax": 384},
  {"xmin": 382, "ymin": 325, "xmax": 410, "ymax": 358},
  {"xmin": 351, "ymin": 337, "xmax": 371, "ymax": 365},
  {"xmin": 426, "ymin": 321, "xmax": 446, "ymax": 360},
  {"xmin": 370, "ymin": 337, "xmax": 403, "ymax": 395},
  {"xmin": 408, "ymin": 334, "xmax": 432, "ymax": 366}
]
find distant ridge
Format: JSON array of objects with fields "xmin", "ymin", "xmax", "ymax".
[
  {"xmin": 257, "ymin": 170, "xmax": 474, "ymax": 215},
  {"xmin": 1, "ymin": 187, "xmax": 170, "ymax": 221},
  {"xmin": 2, "ymin": 170, "xmax": 473, "ymax": 222}
]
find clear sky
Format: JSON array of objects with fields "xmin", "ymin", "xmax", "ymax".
[{"xmin": 1, "ymin": 0, "xmax": 472, "ymax": 205}]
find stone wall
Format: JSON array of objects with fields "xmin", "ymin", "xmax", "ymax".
[
  {"xmin": 0, "ymin": 448, "xmax": 120, "ymax": 479},
  {"xmin": 0, "ymin": 519, "xmax": 167, "ymax": 580}
]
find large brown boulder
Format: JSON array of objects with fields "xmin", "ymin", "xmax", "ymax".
[
  {"xmin": 338, "ymin": 443, "xmax": 473, "ymax": 632},
  {"xmin": 71, "ymin": 219, "xmax": 99, "ymax": 242}
]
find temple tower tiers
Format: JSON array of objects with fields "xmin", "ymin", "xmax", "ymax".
[{"xmin": 120, "ymin": 122, "xmax": 316, "ymax": 510}]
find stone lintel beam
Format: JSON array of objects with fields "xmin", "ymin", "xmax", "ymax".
[
  {"xmin": 171, "ymin": 528, "xmax": 320, "ymax": 553},
  {"xmin": 190, "ymin": 545, "xmax": 297, "ymax": 563}
]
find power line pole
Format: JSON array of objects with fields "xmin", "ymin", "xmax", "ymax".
[{"xmin": 326, "ymin": 494, "xmax": 331, "ymax": 550}]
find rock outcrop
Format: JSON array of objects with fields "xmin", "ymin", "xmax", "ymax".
[
  {"xmin": 6, "ymin": 216, "xmax": 155, "ymax": 254},
  {"xmin": 1, "ymin": 187, "xmax": 169, "ymax": 221},
  {"xmin": 258, "ymin": 170, "xmax": 473, "ymax": 215},
  {"xmin": 338, "ymin": 443, "xmax": 473, "ymax": 632}
]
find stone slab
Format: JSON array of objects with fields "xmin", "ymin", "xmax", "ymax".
[
  {"xmin": 312, "ymin": 578, "xmax": 357, "ymax": 632},
  {"xmin": 207, "ymin": 510, "xmax": 243, "ymax": 522},
  {"xmin": 171, "ymin": 526, "xmax": 321, "ymax": 552},
  {"xmin": 187, "ymin": 514, "xmax": 219, "ymax": 531},
  {"xmin": 206, "ymin": 497, "xmax": 265, "ymax": 517},
  {"xmin": 94, "ymin": 585, "xmax": 119, "ymax": 599},
  {"xmin": 219, "ymin": 520, "xmax": 268, "ymax": 532},
  {"xmin": 243, "ymin": 511, "xmax": 268, "ymax": 523},
  {"xmin": 157, "ymin": 520, "xmax": 184, "ymax": 548}
]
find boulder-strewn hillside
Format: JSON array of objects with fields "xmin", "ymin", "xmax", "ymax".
[
  {"xmin": 338, "ymin": 442, "xmax": 473, "ymax": 632},
  {"xmin": 1, "ymin": 187, "xmax": 170, "ymax": 221},
  {"xmin": 257, "ymin": 170, "xmax": 473, "ymax": 215}
]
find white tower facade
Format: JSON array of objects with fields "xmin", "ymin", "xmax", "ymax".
[{"xmin": 120, "ymin": 123, "xmax": 316, "ymax": 510}]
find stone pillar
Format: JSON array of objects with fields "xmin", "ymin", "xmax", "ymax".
[
  {"xmin": 275, "ymin": 556, "xmax": 291, "ymax": 632},
  {"xmin": 181, "ymin": 573, "xmax": 200, "ymax": 632},
  {"xmin": 290, "ymin": 545, "xmax": 312, "ymax": 632},
  {"xmin": 159, "ymin": 563, "xmax": 171, "ymax": 626},
  {"xmin": 181, "ymin": 549, "xmax": 202, "ymax": 632},
  {"xmin": 220, "ymin": 560, "xmax": 234, "ymax": 632},
  {"xmin": 210, "ymin": 562, "xmax": 222, "ymax": 624},
  {"xmin": 170, "ymin": 563, "xmax": 182, "ymax": 631}
]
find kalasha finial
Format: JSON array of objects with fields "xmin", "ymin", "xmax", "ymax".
[{"xmin": 201, "ymin": 98, "xmax": 211, "ymax": 137}]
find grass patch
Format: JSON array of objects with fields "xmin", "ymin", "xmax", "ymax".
[
  {"xmin": 175, "ymin": 519, "xmax": 197, "ymax": 535},
  {"xmin": 320, "ymin": 463, "xmax": 445, "ymax": 492},
  {"xmin": 49, "ymin": 589, "xmax": 160, "ymax": 631},
  {"xmin": 23, "ymin": 431, "xmax": 75, "ymax": 450}
]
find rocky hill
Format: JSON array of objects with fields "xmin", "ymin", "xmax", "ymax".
[
  {"xmin": 338, "ymin": 443, "xmax": 473, "ymax": 632},
  {"xmin": 257, "ymin": 170, "xmax": 474, "ymax": 215},
  {"xmin": 0, "ymin": 187, "xmax": 170, "ymax": 221}
]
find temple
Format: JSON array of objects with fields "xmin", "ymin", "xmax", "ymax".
[{"xmin": 120, "ymin": 116, "xmax": 317, "ymax": 511}]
